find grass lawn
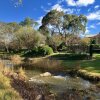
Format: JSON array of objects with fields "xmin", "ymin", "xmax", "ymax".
[{"xmin": 50, "ymin": 53, "xmax": 100, "ymax": 74}]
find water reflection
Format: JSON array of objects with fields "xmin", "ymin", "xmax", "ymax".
[{"xmin": 26, "ymin": 70, "xmax": 100, "ymax": 100}]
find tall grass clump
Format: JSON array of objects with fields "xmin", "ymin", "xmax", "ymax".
[
  {"xmin": 22, "ymin": 58, "xmax": 64, "ymax": 72},
  {"xmin": 0, "ymin": 59, "xmax": 22, "ymax": 99},
  {"xmin": 17, "ymin": 67, "xmax": 27, "ymax": 80},
  {"xmin": 0, "ymin": 72, "xmax": 22, "ymax": 100}
]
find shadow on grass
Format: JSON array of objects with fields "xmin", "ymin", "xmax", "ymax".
[
  {"xmin": 49, "ymin": 53, "xmax": 89, "ymax": 60},
  {"xmin": 80, "ymin": 55, "xmax": 100, "ymax": 73},
  {"xmin": 60, "ymin": 54, "xmax": 100, "ymax": 73}
]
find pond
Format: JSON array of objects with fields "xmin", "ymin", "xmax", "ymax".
[
  {"xmin": 1, "ymin": 59, "xmax": 100, "ymax": 100},
  {"xmin": 26, "ymin": 70, "xmax": 100, "ymax": 99}
]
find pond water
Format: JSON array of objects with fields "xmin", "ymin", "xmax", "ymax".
[
  {"xmin": 26, "ymin": 70, "xmax": 100, "ymax": 99},
  {"xmin": 0, "ymin": 59, "xmax": 14, "ymax": 68},
  {"xmin": 1, "ymin": 59, "xmax": 100, "ymax": 99}
]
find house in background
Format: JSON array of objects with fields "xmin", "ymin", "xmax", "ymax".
[
  {"xmin": 92, "ymin": 32, "xmax": 100, "ymax": 44},
  {"xmin": 86, "ymin": 32, "xmax": 100, "ymax": 44}
]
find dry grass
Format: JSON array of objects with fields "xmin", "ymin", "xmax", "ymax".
[
  {"xmin": 0, "ymin": 60, "xmax": 23, "ymax": 100},
  {"xmin": 0, "ymin": 71, "xmax": 22, "ymax": 100},
  {"xmin": 17, "ymin": 67, "xmax": 27, "ymax": 80},
  {"xmin": 10, "ymin": 55, "xmax": 22, "ymax": 65},
  {"xmin": 22, "ymin": 58, "xmax": 64, "ymax": 72}
]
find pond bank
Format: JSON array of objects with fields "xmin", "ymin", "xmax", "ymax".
[
  {"xmin": 1, "ymin": 54, "xmax": 99, "ymax": 83},
  {"xmin": 21, "ymin": 61, "xmax": 100, "ymax": 83},
  {"xmin": 0, "ymin": 56, "xmax": 100, "ymax": 100},
  {"xmin": 4, "ymin": 71, "xmax": 100, "ymax": 100}
]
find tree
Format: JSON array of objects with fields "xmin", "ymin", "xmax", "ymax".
[
  {"xmin": 14, "ymin": 26, "xmax": 45, "ymax": 50},
  {"xmin": 81, "ymin": 37, "xmax": 91, "ymax": 44},
  {"xmin": 63, "ymin": 14, "xmax": 87, "ymax": 39},
  {"xmin": 40, "ymin": 10, "xmax": 87, "ymax": 38},
  {"xmin": 19, "ymin": 17, "xmax": 38, "ymax": 28},
  {"xmin": 39, "ymin": 10, "xmax": 87, "ymax": 52},
  {"xmin": 0, "ymin": 23, "xmax": 14, "ymax": 52},
  {"xmin": 40, "ymin": 10, "xmax": 64, "ymax": 36},
  {"xmin": 7, "ymin": 22, "xmax": 21, "ymax": 32},
  {"xmin": 46, "ymin": 35, "xmax": 63, "ymax": 52},
  {"xmin": 39, "ymin": 25, "xmax": 49, "ymax": 36}
]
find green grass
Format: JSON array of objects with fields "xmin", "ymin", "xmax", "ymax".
[
  {"xmin": 64, "ymin": 55, "xmax": 100, "ymax": 73},
  {"xmin": 50, "ymin": 53, "xmax": 100, "ymax": 73},
  {"xmin": 0, "ymin": 51, "xmax": 100, "ymax": 73},
  {"xmin": 80, "ymin": 54, "xmax": 100, "ymax": 73}
]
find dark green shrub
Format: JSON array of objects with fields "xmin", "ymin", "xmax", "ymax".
[
  {"xmin": 39, "ymin": 45, "xmax": 53, "ymax": 55},
  {"xmin": 58, "ymin": 42, "xmax": 67, "ymax": 51},
  {"xmin": 90, "ymin": 39, "xmax": 96, "ymax": 44},
  {"xmin": 22, "ymin": 45, "xmax": 53, "ymax": 57},
  {"xmin": 32, "ymin": 47, "xmax": 39, "ymax": 54}
]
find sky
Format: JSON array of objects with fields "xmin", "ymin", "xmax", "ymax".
[{"xmin": 0, "ymin": 0, "xmax": 100, "ymax": 36}]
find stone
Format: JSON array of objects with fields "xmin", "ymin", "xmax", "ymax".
[
  {"xmin": 35, "ymin": 95, "xmax": 43, "ymax": 100},
  {"xmin": 40, "ymin": 72, "xmax": 52, "ymax": 77},
  {"xmin": 53, "ymin": 75, "xmax": 65, "ymax": 79}
]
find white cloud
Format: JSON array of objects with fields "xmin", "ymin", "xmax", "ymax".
[
  {"xmin": 85, "ymin": 27, "xmax": 96, "ymax": 37},
  {"xmin": 94, "ymin": 5, "xmax": 100, "ymax": 9},
  {"xmin": 87, "ymin": 10, "xmax": 100, "ymax": 20},
  {"xmin": 90, "ymin": 25, "xmax": 95, "ymax": 28},
  {"xmin": 66, "ymin": 0, "xmax": 76, "ymax": 6},
  {"xmin": 85, "ymin": 27, "xmax": 90, "ymax": 34},
  {"xmin": 51, "ymin": 4, "xmax": 64, "ymax": 11},
  {"xmin": 66, "ymin": 0, "xmax": 95, "ymax": 6},
  {"xmin": 36, "ymin": 16, "xmax": 43, "ymax": 26},
  {"xmin": 85, "ymin": 34, "xmax": 96, "ymax": 37},
  {"xmin": 51, "ymin": 4, "xmax": 74, "ymax": 14}
]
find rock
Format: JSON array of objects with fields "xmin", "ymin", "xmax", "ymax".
[
  {"xmin": 40, "ymin": 72, "xmax": 52, "ymax": 77},
  {"xmin": 35, "ymin": 95, "xmax": 43, "ymax": 100},
  {"xmin": 53, "ymin": 75, "xmax": 65, "ymax": 79},
  {"xmin": 29, "ymin": 78, "xmax": 45, "ymax": 83}
]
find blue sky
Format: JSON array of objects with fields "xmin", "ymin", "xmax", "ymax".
[{"xmin": 0, "ymin": 0, "xmax": 100, "ymax": 36}]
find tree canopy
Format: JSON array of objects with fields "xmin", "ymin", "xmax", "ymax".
[
  {"xmin": 19, "ymin": 17, "xmax": 38, "ymax": 28},
  {"xmin": 39, "ymin": 10, "xmax": 87, "ymax": 38}
]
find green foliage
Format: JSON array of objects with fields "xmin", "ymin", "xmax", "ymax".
[
  {"xmin": 23, "ymin": 45, "xmax": 53, "ymax": 57},
  {"xmin": 62, "ymin": 54, "xmax": 100, "ymax": 73},
  {"xmin": 46, "ymin": 35, "xmax": 63, "ymax": 52},
  {"xmin": 58, "ymin": 42, "xmax": 67, "ymax": 51},
  {"xmin": 7, "ymin": 22, "xmax": 21, "ymax": 32},
  {"xmin": 90, "ymin": 44, "xmax": 100, "ymax": 54},
  {"xmin": 14, "ymin": 26, "xmax": 45, "ymax": 50},
  {"xmin": 90, "ymin": 39, "xmax": 96, "ymax": 44},
  {"xmin": 19, "ymin": 17, "xmax": 38, "ymax": 28},
  {"xmin": 40, "ymin": 10, "xmax": 87, "ymax": 37},
  {"xmin": 39, "ymin": 45, "xmax": 53, "ymax": 55}
]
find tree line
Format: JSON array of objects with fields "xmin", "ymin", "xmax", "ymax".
[{"xmin": 0, "ymin": 10, "xmax": 88, "ymax": 54}]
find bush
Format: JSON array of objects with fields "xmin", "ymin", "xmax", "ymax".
[
  {"xmin": 23, "ymin": 45, "xmax": 53, "ymax": 57},
  {"xmin": 38, "ymin": 45, "xmax": 53, "ymax": 55},
  {"xmin": 58, "ymin": 42, "xmax": 67, "ymax": 51}
]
